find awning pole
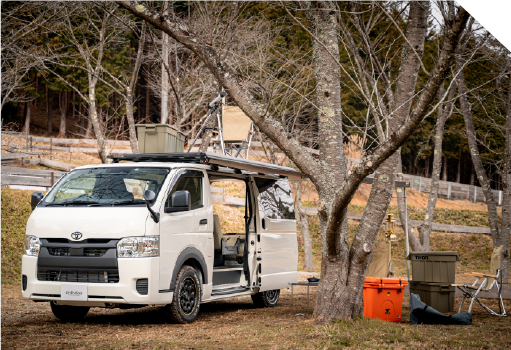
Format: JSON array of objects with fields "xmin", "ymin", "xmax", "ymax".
[{"xmin": 404, "ymin": 186, "xmax": 411, "ymax": 282}]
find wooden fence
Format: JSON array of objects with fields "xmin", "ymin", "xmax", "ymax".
[{"xmin": 1, "ymin": 166, "xmax": 65, "ymax": 190}]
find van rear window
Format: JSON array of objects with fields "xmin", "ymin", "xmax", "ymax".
[{"xmin": 257, "ymin": 179, "xmax": 295, "ymax": 220}]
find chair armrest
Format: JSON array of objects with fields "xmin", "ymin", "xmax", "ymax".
[{"xmin": 466, "ymin": 272, "xmax": 497, "ymax": 278}]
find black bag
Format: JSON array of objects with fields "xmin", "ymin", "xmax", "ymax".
[{"xmin": 410, "ymin": 293, "xmax": 472, "ymax": 325}]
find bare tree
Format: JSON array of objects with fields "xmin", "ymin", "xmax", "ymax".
[
  {"xmin": 119, "ymin": 0, "xmax": 469, "ymax": 323},
  {"xmin": 456, "ymin": 41, "xmax": 510, "ymax": 279},
  {"xmin": 39, "ymin": 3, "xmax": 117, "ymax": 162}
]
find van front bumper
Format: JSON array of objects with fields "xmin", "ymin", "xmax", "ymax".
[{"xmin": 21, "ymin": 256, "xmax": 172, "ymax": 306}]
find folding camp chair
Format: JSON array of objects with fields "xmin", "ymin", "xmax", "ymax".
[
  {"xmin": 366, "ymin": 241, "xmax": 394, "ymax": 278},
  {"xmin": 212, "ymin": 106, "xmax": 254, "ymax": 158},
  {"xmin": 453, "ymin": 245, "xmax": 507, "ymax": 316}
]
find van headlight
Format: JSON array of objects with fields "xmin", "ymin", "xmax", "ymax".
[
  {"xmin": 24, "ymin": 236, "xmax": 41, "ymax": 256},
  {"xmin": 117, "ymin": 236, "xmax": 159, "ymax": 258}
]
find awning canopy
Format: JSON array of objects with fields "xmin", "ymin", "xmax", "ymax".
[{"xmin": 108, "ymin": 152, "xmax": 306, "ymax": 181}]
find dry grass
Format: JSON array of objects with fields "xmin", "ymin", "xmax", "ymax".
[{"xmin": 2, "ymin": 283, "xmax": 510, "ymax": 349}]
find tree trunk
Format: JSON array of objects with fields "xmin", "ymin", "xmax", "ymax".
[
  {"xmin": 394, "ymin": 0, "xmax": 431, "ymax": 253},
  {"xmin": 501, "ymin": 107, "xmax": 511, "ymax": 281},
  {"xmin": 23, "ymin": 101, "xmax": 31, "ymax": 134},
  {"xmin": 145, "ymin": 63, "xmax": 151, "ymax": 122},
  {"xmin": 417, "ymin": 84, "xmax": 456, "ymax": 250},
  {"xmin": 457, "ymin": 53, "xmax": 503, "ymax": 276},
  {"xmin": 469, "ymin": 166, "xmax": 475, "ymax": 185},
  {"xmin": 304, "ymin": 1, "xmax": 350, "ymax": 323},
  {"xmin": 161, "ymin": 15, "xmax": 170, "ymax": 125},
  {"xmin": 87, "ymin": 82, "xmax": 107, "ymax": 162},
  {"xmin": 46, "ymin": 88, "xmax": 52, "ymax": 136},
  {"xmin": 442, "ymin": 156, "xmax": 448, "ymax": 181},
  {"xmin": 58, "ymin": 90, "xmax": 67, "ymax": 138},
  {"xmin": 126, "ymin": 97, "xmax": 138, "ymax": 154},
  {"xmin": 294, "ymin": 182, "xmax": 313, "ymax": 271}
]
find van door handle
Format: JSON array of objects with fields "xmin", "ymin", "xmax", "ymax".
[{"xmin": 199, "ymin": 219, "xmax": 208, "ymax": 225}]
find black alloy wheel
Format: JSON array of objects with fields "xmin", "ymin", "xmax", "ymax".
[
  {"xmin": 179, "ymin": 276, "xmax": 197, "ymax": 315},
  {"xmin": 251, "ymin": 289, "xmax": 280, "ymax": 308},
  {"xmin": 162, "ymin": 265, "xmax": 201, "ymax": 323}
]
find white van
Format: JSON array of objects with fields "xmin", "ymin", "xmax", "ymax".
[{"xmin": 21, "ymin": 152, "xmax": 300, "ymax": 323}]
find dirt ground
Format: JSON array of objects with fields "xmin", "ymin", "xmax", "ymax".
[{"xmin": 2, "ymin": 281, "xmax": 510, "ymax": 349}]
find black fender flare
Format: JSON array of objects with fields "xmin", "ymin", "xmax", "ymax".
[{"xmin": 169, "ymin": 247, "xmax": 208, "ymax": 291}]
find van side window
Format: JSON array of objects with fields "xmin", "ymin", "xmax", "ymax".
[
  {"xmin": 167, "ymin": 170, "xmax": 203, "ymax": 209},
  {"xmin": 257, "ymin": 179, "xmax": 295, "ymax": 220}
]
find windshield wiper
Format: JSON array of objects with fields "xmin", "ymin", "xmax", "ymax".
[
  {"xmin": 109, "ymin": 199, "xmax": 145, "ymax": 206},
  {"xmin": 46, "ymin": 200, "xmax": 100, "ymax": 206}
]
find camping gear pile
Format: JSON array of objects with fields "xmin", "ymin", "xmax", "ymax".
[{"xmin": 408, "ymin": 251, "xmax": 459, "ymax": 313}]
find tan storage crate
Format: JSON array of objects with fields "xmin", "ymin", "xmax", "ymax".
[
  {"xmin": 407, "ymin": 251, "xmax": 459, "ymax": 283},
  {"xmin": 409, "ymin": 281, "xmax": 455, "ymax": 313},
  {"xmin": 136, "ymin": 124, "xmax": 185, "ymax": 154}
]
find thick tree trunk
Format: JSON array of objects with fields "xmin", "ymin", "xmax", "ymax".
[
  {"xmin": 294, "ymin": 182, "xmax": 313, "ymax": 271},
  {"xmin": 417, "ymin": 84, "xmax": 456, "ymax": 250},
  {"xmin": 305, "ymin": 1, "xmax": 349, "ymax": 323},
  {"xmin": 58, "ymin": 90, "xmax": 67, "ymax": 138},
  {"xmin": 23, "ymin": 101, "xmax": 31, "ymax": 134},
  {"xmin": 457, "ymin": 54, "xmax": 504, "ymax": 276}
]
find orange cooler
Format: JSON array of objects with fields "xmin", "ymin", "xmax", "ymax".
[{"xmin": 363, "ymin": 277, "xmax": 408, "ymax": 322}]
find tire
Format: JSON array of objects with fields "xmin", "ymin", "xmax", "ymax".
[
  {"xmin": 162, "ymin": 265, "xmax": 201, "ymax": 324},
  {"xmin": 50, "ymin": 301, "xmax": 89, "ymax": 322},
  {"xmin": 251, "ymin": 289, "xmax": 280, "ymax": 308}
]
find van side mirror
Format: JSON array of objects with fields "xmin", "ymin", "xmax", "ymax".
[
  {"xmin": 143, "ymin": 190, "xmax": 159, "ymax": 223},
  {"xmin": 31, "ymin": 192, "xmax": 44, "ymax": 210},
  {"xmin": 165, "ymin": 190, "xmax": 191, "ymax": 213}
]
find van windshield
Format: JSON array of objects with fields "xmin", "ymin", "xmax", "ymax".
[{"xmin": 41, "ymin": 167, "xmax": 170, "ymax": 206}]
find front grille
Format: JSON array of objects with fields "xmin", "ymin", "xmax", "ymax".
[
  {"xmin": 47, "ymin": 248, "xmax": 69, "ymax": 256},
  {"xmin": 47, "ymin": 247, "xmax": 109, "ymax": 257},
  {"xmin": 37, "ymin": 270, "xmax": 119, "ymax": 283},
  {"xmin": 46, "ymin": 238, "xmax": 112, "ymax": 244},
  {"xmin": 22, "ymin": 275, "xmax": 27, "ymax": 291},
  {"xmin": 136, "ymin": 279, "xmax": 148, "ymax": 295}
]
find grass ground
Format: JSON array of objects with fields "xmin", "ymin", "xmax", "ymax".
[{"xmin": 2, "ymin": 283, "xmax": 510, "ymax": 349}]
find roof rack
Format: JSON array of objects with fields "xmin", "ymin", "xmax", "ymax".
[
  {"xmin": 107, "ymin": 152, "xmax": 410, "ymax": 187},
  {"xmin": 108, "ymin": 152, "xmax": 306, "ymax": 180}
]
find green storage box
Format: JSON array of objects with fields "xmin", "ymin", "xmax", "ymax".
[
  {"xmin": 407, "ymin": 251, "xmax": 460, "ymax": 283},
  {"xmin": 409, "ymin": 281, "xmax": 455, "ymax": 313},
  {"xmin": 136, "ymin": 124, "xmax": 185, "ymax": 154}
]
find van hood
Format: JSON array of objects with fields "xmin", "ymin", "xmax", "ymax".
[{"xmin": 26, "ymin": 207, "xmax": 152, "ymax": 240}]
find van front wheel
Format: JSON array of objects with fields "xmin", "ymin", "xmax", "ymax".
[
  {"xmin": 251, "ymin": 289, "xmax": 280, "ymax": 308},
  {"xmin": 50, "ymin": 301, "xmax": 89, "ymax": 322},
  {"xmin": 163, "ymin": 265, "xmax": 201, "ymax": 324}
]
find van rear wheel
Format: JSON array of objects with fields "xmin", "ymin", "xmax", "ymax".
[
  {"xmin": 252, "ymin": 289, "xmax": 280, "ymax": 308},
  {"xmin": 162, "ymin": 265, "xmax": 201, "ymax": 324},
  {"xmin": 50, "ymin": 301, "xmax": 89, "ymax": 322}
]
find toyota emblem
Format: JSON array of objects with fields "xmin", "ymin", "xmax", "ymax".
[{"xmin": 71, "ymin": 232, "xmax": 83, "ymax": 240}]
